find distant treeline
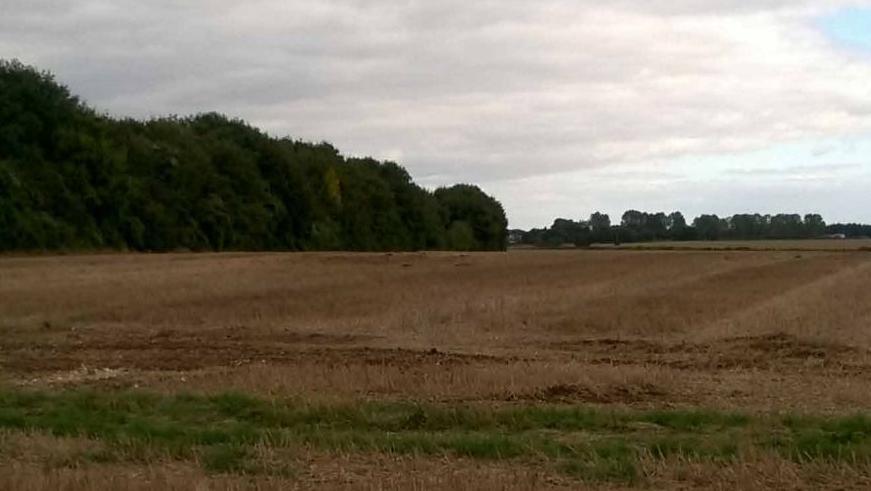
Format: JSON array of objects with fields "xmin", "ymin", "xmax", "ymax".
[
  {"xmin": 515, "ymin": 210, "xmax": 870, "ymax": 247},
  {"xmin": 0, "ymin": 60, "xmax": 507, "ymax": 252}
]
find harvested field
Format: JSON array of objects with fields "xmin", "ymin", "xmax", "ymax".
[{"xmin": 2, "ymin": 250, "xmax": 871, "ymax": 489}]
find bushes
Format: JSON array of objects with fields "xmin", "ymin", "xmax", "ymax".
[{"xmin": 0, "ymin": 60, "xmax": 507, "ymax": 252}]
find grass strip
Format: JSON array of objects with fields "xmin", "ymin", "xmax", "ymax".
[{"xmin": 0, "ymin": 390, "xmax": 868, "ymax": 483}]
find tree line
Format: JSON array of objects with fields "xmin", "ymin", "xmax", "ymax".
[
  {"xmin": 0, "ymin": 60, "xmax": 507, "ymax": 252},
  {"xmin": 516, "ymin": 210, "xmax": 869, "ymax": 247}
]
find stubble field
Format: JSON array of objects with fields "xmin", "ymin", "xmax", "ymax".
[{"xmin": 2, "ymin": 248, "xmax": 871, "ymax": 489}]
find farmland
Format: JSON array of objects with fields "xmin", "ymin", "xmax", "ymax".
[{"xmin": 2, "ymin": 249, "xmax": 871, "ymax": 489}]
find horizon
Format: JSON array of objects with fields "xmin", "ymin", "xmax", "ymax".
[{"xmin": 3, "ymin": 1, "xmax": 870, "ymax": 228}]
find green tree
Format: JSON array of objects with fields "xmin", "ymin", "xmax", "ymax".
[
  {"xmin": 804, "ymin": 214, "xmax": 826, "ymax": 237},
  {"xmin": 589, "ymin": 212, "xmax": 611, "ymax": 243},
  {"xmin": 667, "ymin": 211, "xmax": 690, "ymax": 240},
  {"xmin": 693, "ymin": 214, "xmax": 724, "ymax": 240},
  {"xmin": 435, "ymin": 184, "xmax": 508, "ymax": 251},
  {"xmin": 446, "ymin": 220, "xmax": 476, "ymax": 251},
  {"xmin": 770, "ymin": 214, "xmax": 803, "ymax": 239},
  {"xmin": 0, "ymin": 59, "xmax": 506, "ymax": 253}
]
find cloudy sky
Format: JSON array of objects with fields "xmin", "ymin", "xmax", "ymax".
[{"xmin": 2, "ymin": 1, "xmax": 871, "ymax": 228}]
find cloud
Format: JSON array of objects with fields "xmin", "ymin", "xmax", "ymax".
[
  {"xmin": 488, "ymin": 158, "xmax": 871, "ymax": 228},
  {"xmin": 725, "ymin": 162, "xmax": 863, "ymax": 176},
  {"xmin": 2, "ymin": 0, "xmax": 871, "ymax": 225}
]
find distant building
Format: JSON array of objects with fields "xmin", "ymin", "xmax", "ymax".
[
  {"xmin": 507, "ymin": 229, "xmax": 526, "ymax": 244},
  {"xmin": 822, "ymin": 233, "xmax": 847, "ymax": 239}
]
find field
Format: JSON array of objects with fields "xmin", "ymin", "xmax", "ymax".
[{"xmin": 2, "ymin": 249, "xmax": 871, "ymax": 489}]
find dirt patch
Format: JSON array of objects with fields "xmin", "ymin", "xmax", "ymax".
[
  {"xmin": 2, "ymin": 338, "xmax": 515, "ymax": 375},
  {"xmin": 502, "ymin": 382, "xmax": 668, "ymax": 404},
  {"xmin": 697, "ymin": 333, "xmax": 868, "ymax": 372},
  {"xmin": 549, "ymin": 333, "xmax": 869, "ymax": 374},
  {"xmin": 13, "ymin": 367, "xmax": 127, "ymax": 388},
  {"xmin": 1, "ymin": 325, "xmax": 382, "ymax": 373},
  {"xmin": 722, "ymin": 332, "xmax": 857, "ymax": 358},
  {"xmin": 550, "ymin": 338, "xmax": 705, "ymax": 355}
]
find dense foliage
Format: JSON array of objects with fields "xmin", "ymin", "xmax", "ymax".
[
  {"xmin": 826, "ymin": 223, "xmax": 871, "ymax": 238},
  {"xmin": 518, "ymin": 210, "xmax": 869, "ymax": 247},
  {"xmin": 0, "ymin": 60, "xmax": 507, "ymax": 252}
]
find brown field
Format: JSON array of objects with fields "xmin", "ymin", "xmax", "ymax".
[{"xmin": 2, "ymin": 249, "xmax": 871, "ymax": 489}]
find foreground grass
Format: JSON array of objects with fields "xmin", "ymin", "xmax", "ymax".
[{"xmin": 0, "ymin": 390, "xmax": 869, "ymax": 484}]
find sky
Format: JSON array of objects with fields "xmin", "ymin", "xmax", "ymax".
[{"xmin": 2, "ymin": 1, "xmax": 871, "ymax": 228}]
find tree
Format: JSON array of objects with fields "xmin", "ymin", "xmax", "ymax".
[
  {"xmin": 446, "ymin": 220, "xmax": 476, "ymax": 251},
  {"xmin": 620, "ymin": 210, "xmax": 646, "ymax": 242},
  {"xmin": 620, "ymin": 210, "xmax": 670, "ymax": 242},
  {"xmin": 693, "ymin": 214, "xmax": 723, "ymax": 240},
  {"xmin": 667, "ymin": 211, "xmax": 689, "ymax": 240},
  {"xmin": 726, "ymin": 214, "xmax": 766, "ymax": 239},
  {"xmin": 647, "ymin": 212, "xmax": 668, "ymax": 240},
  {"xmin": 621, "ymin": 210, "xmax": 645, "ymax": 229},
  {"xmin": 827, "ymin": 223, "xmax": 871, "ymax": 238},
  {"xmin": 770, "ymin": 214, "xmax": 803, "ymax": 239},
  {"xmin": 543, "ymin": 218, "xmax": 590, "ymax": 247},
  {"xmin": 0, "ymin": 59, "xmax": 506, "ymax": 253},
  {"xmin": 589, "ymin": 212, "xmax": 611, "ymax": 243},
  {"xmin": 804, "ymin": 214, "xmax": 826, "ymax": 237},
  {"xmin": 667, "ymin": 211, "xmax": 686, "ymax": 230},
  {"xmin": 435, "ymin": 184, "xmax": 508, "ymax": 251}
]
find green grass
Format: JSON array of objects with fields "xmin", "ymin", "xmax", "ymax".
[{"xmin": 0, "ymin": 389, "xmax": 869, "ymax": 483}]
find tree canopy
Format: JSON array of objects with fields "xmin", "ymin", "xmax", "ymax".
[
  {"xmin": 0, "ymin": 60, "xmax": 507, "ymax": 252},
  {"xmin": 515, "ymin": 210, "xmax": 869, "ymax": 247}
]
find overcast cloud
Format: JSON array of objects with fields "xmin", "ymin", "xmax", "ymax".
[{"xmin": 2, "ymin": 0, "xmax": 871, "ymax": 227}]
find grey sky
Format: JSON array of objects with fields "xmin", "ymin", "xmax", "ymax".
[{"xmin": 2, "ymin": 0, "xmax": 871, "ymax": 227}]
